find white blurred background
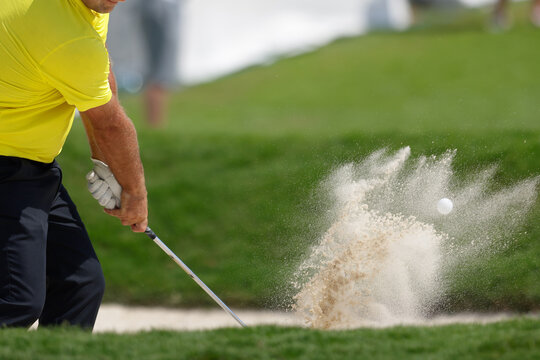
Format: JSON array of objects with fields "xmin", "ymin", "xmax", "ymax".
[{"xmin": 107, "ymin": 0, "xmax": 495, "ymax": 89}]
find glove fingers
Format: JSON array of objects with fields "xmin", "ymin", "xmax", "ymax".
[
  {"xmin": 86, "ymin": 171, "xmax": 99, "ymax": 183},
  {"xmin": 91, "ymin": 162, "xmax": 122, "ymax": 198},
  {"xmin": 88, "ymin": 178, "xmax": 105, "ymax": 194},
  {"xmin": 92, "ymin": 180, "xmax": 110, "ymax": 199},
  {"xmin": 108, "ymin": 181, "xmax": 122, "ymax": 198},
  {"xmin": 88, "ymin": 159, "xmax": 123, "ymax": 210},
  {"xmin": 104, "ymin": 197, "xmax": 117, "ymax": 210},
  {"xmin": 98, "ymin": 188, "xmax": 113, "ymax": 207}
]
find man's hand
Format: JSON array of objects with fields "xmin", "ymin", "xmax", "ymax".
[
  {"xmin": 86, "ymin": 158, "xmax": 121, "ymax": 209},
  {"xmin": 86, "ymin": 158, "xmax": 147, "ymax": 232},
  {"xmin": 105, "ymin": 192, "xmax": 148, "ymax": 232}
]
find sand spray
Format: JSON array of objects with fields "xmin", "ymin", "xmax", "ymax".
[{"xmin": 292, "ymin": 147, "xmax": 538, "ymax": 329}]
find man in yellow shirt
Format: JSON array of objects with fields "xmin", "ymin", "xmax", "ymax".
[{"xmin": 0, "ymin": 0, "xmax": 147, "ymax": 329}]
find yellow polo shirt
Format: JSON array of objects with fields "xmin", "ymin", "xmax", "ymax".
[{"xmin": 0, "ymin": 0, "xmax": 112, "ymax": 163}]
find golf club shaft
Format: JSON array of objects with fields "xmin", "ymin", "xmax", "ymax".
[{"xmin": 144, "ymin": 227, "xmax": 247, "ymax": 328}]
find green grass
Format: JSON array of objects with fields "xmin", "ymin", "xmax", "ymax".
[
  {"xmin": 1, "ymin": 318, "xmax": 539, "ymax": 359},
  {"xmin": 56, "ymin": 5, "xmax": 540, "ymax": 310}
]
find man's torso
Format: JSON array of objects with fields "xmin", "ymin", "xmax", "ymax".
[{"xmin": 0, "ymin": 0, "xmax": 112, "ymax": 163}]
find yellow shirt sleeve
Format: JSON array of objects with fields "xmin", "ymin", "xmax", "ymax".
[{"xmin": 39, "ymin": 36, "xmax": 112, "ymax": 112}]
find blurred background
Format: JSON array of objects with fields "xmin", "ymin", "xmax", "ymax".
[
  {"xmin": 107, "ymin": 0, "xmax": 499, "ymax": 88},
  {"xmin": 59, "ymin": 0, "xmax": 539, "ymax": 314}
]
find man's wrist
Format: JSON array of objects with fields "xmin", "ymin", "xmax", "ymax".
[{"xmin": 122, "ymin": 188, "xmax": 147, "ymax": 199}]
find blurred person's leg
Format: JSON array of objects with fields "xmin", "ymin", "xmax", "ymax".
[
  {"xmin": 140, "ymin": 0, "xmax": 181, "ymax": 127},
  {"xmin": 144, "ymin": 83, "xmax": 170, "ymax": 128},
  {"xmin": 408, "ymin": 0, "xmax": 431, "ymax": 25},
  {"xmin": 492, "ymin": 0, "xmax": 511, "ymax": 30},
  {"xmin": 532, "ymin": 0, "xmax": 540, "ymax": 26}
]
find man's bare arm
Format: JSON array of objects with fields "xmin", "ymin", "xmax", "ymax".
[{"xmin": 80, "ymin": 69, "xmax": 148, "ymax": 232}]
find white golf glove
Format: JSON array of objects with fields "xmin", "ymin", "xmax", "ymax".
[{"xmin": 86, "ymin": 158, "xmax": 122, "ymax": 210}]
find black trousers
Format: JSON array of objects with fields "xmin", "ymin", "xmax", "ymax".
[{"xmin": 0, "ymin": 156, "xmax": 105, "ymax": 329}]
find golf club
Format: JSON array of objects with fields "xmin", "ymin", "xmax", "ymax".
[{"xmin": 144, "ymin": 227, "xmax": 247, "ymax": 328}]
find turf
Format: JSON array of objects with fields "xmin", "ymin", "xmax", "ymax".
[
  {"xmin": 55, "ymin": 5, "xmax": 540, "ymax": 310},
  {"xmin": 0, "ymin": 318, "xmax": 538, "ymax": 360}
]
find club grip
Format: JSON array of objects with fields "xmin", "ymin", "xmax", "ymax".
[{"xmin": 145, "ymin": 227, "xmax": 157, "ymax": 240}]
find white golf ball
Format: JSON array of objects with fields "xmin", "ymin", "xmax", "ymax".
[{"xmin": 437, "ymin": 198, "xmax": 453, "ymax": 215}]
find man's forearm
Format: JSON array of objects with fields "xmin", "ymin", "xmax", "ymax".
[
  {"xmin": 81, "ymin": 112, "xmax": 104, "ymax": 161},
  {"xmin": 80, "ymin": 66, "xmax": 147, "ymax": 232},
  {"xmin": 80, "ymin": 99, "xmax": 146, "ymax": 197}
]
